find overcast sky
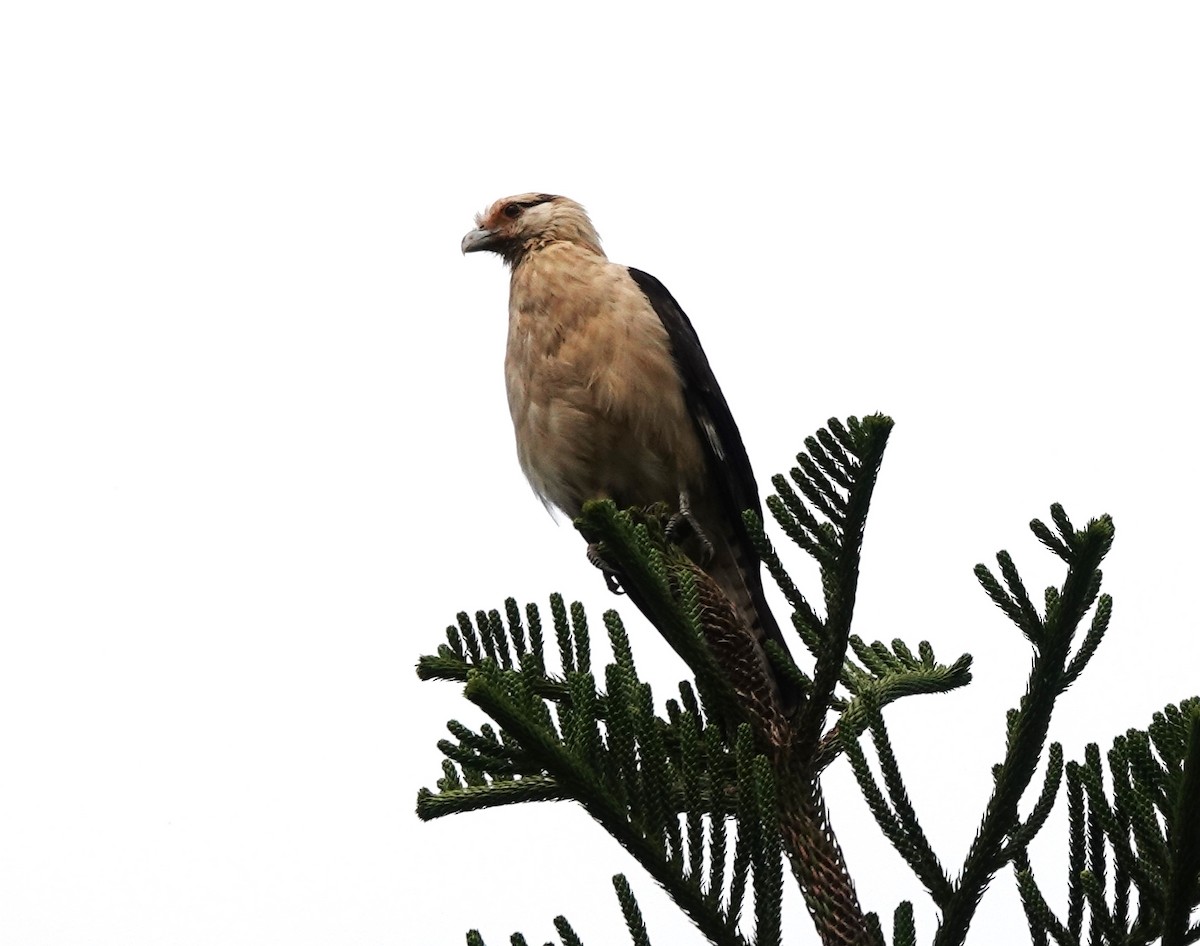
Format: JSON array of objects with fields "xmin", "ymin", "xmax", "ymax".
[{"xmin": 2, "ymin": 3, "xmax": 1198, "ymax": 944}]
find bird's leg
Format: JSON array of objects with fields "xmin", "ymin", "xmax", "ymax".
[
  {"xmin": 586, "ymin": 543, "xmax": 625, "ymax": 595},
  {"xmin": 666, "ymin": 491, "xmax": 715, "ymax": 563}
]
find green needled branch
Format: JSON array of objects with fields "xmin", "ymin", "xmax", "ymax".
[
  {"xmin": 1163, "ymin": 710, "xmax": 1200, "ymax": 946},
  {"xmin": 416, "ymin": 414, "xmax": 1199, "ymax": 946},
  {"xmin": 1012, "ymin": 698, "xmax": 1200, "ymax": 946},
  {"xmin": 935, "ymin": 507, "xmax": 1114, "ymax": 946}
]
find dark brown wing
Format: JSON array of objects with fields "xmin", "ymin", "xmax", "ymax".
[{"xmin": 625, "ymin": 267, "xmax": 791, "ymax": 662}]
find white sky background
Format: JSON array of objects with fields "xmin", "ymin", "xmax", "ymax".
[{"xmin": 2, "ymin": 2, "xmax": 1198, "ymax": 944}]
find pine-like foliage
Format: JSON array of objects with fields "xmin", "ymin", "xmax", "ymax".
[
  {"xmin": 415, "ymin": 416, "xmax": 1200, "ymax": 946},
  {"xmin": 1013, "ymin": 698, "xmax": 1200, "ymax": 946},
  {"xmin": 419, "ymin": 593, "xmax": 783, "ymax": 946}
]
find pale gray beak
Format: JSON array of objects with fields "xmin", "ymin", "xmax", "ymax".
[{"xmin": 461, "ymin": 227, "xmax": 499, "ymax": 254}]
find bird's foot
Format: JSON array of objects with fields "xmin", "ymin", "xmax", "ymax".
[
  {"xmin": 586, "ymin": 542, "xmax": 625, "ymax": 595},
  {"xmin": 666, "ymin": 492, "xmax": 715, "ymax": 563}
]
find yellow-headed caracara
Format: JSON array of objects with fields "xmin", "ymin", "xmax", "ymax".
[{"xmin": 463, "ymin": 193, "xmax": 795, "ymax": 706}]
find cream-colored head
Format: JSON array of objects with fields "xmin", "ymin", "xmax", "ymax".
[{"xmin": 461, "ymin": 193, "xmax": 605, "ymax": 265}]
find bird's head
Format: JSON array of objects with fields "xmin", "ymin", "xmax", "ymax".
[{"xmin": 461, "ymin": 193, "xmax": 604, "ymax": 266}]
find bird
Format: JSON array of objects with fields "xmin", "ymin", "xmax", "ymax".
[{"xmin": 462, "ymin": 193, "xmax": 796, "ymax": 709}]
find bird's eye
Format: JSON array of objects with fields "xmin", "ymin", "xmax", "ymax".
[{"xmin": 502, "ymin": 203, "xmax": 522, "ymax": 219}]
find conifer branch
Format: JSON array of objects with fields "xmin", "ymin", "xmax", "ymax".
[
  {"xmin": 1005, "ymin": 743, "xmax": 1065, "ymax": 856},
  {"xmin": 1063, "ymin": 595, "xmax": 1112, "ymax": 687},
  {"xmin": 865, "ymin": 913, "xmax": 885, "ymax": 946},
  {"xmin": 892, "ymin": 902, "xmax": 916, "ymax": 946},
  {"xmin": 829, "ymin": 650, "xmax": 972, "ymax": 769},
  {"xmin": 840, "ymin": 714, "xmax": 953, "ymax": 908},
  {"xmin": 1080, "ymin": 870, "xmax": 1121, "ymax": 944},
  {"xmin": 554, "ymin": 916, "xmax": 585, "ymax": 946},
  {"xmin": 418, "ymin": 595, "xmax": 791, "ymax": 945},
  {"xmin": 1065, "ymin": 763, "xmax": 1086, "ymax": 941},
  {"xmin": 842, "ymin": 736, "xmax": 911, "ymax": 858},
  {"xmin": 575, "ymin": 502, "xmax": 745, "ymax": 729},
  {"xmin": 614, "ymin": 875, "xmax": 654, "ymax": 946},
  {"xmin": 752, "ymin": 755, "xmax": 783, "ymax": 946},
  {"xmin": 868, "ymin": 708, "xmax": 953, "ymax": 905},
  {"xmin": 792, "ymin": 415, "xmax": 891, "ymax": 763},
  {"xmin": 752, "ymin": 505, "xmax": 827, "ymax": 636},
  {"xmin": 934, "ymin": 508, "xmax": 1115, "ymax": 946},
  {"xmin": 1012, "ymin": 699, "xmax": 1200, "ymax": 946},
  {"xmin": 416, "ymin": 776, "xmax": 566, "ymax": 818},
  {"xmin": 1014, "ymin": 849, "xmax": 1072, "ymax": 946},
  {"xmin": 416, "ymin": 415, "xmax": 1199, "ymax": 946},
  {"xmin": 1162, "ymin": 708, "xmax": 1200, "ymax": 946}
]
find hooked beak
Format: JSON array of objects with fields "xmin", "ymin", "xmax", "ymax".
[{"xmin": 461, "ymin": 227, "xmax": 499, "ymax": 255}]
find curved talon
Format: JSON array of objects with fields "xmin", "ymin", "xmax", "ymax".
[
  {"xmin": 586, "ymin": 542, "xmax": 626, "ymax": 595},
  {"xmin": 666, "ymin": 491, "xmax": 715, "ymax": 563}
]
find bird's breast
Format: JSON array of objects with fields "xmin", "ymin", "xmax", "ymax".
[{"xmin": 504, "ymin": 249, "xmax": 704, "ymax": 516}]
